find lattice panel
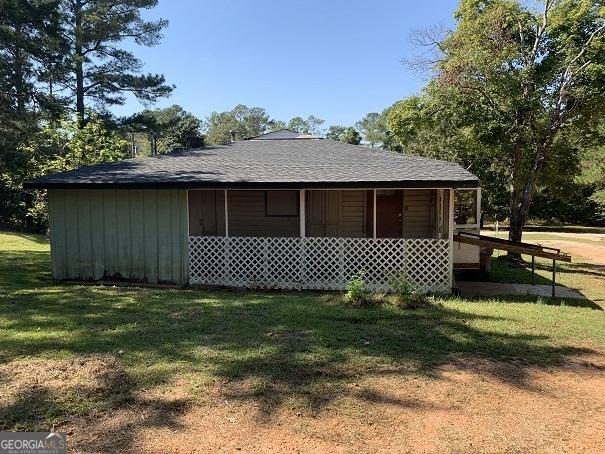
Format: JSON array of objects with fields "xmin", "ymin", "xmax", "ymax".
[{"xmin": 189, "ymin": 236, "xmax": 450, "ymax": 293}]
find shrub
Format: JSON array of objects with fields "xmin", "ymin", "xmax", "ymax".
[
  {"xmin": 388, "ymin": 271, "xmax": 414, "ymax": 300},
  {"xmin": 387, "ymin": 270, "xmax": 432, "ymax": 309},
  {"xmin": 345, "ymin": 271, "xmax": 368, "ymax": 306}
]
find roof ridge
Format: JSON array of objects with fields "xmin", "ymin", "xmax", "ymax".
[{"xmin": 246, "ymin": 129, "xmax": 321, "ymax": 140}]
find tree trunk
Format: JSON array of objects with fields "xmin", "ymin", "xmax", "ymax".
[
  {"xmin": 506, "ymin": 187, "xmax": 523, "ymax": 261},
  {"xmin": 507, "ymin": 149, "xmax": 543, "ymax": 261},
  {"xmin": 74, "ymin": 0, "xmax": 85, "ymax": 121}
]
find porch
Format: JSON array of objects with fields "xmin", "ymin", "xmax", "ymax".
[{"xmin": 187, "ymin": 189, "xmax": 458, "ymax": 293}]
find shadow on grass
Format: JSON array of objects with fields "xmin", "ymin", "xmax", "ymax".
[
  {"xmin": 0, "ymin": 247, "xmax": 601, "ymax": 451},
  {"xmin": 489, "ymin": 257, "xmax": 553, "ymax": 285},
  {"xmin": 456, "ymin": 258, "xmax": 601, "ymax": 310},
  {"xmin": 489, "ymin": 256, "xmax": 605, "ymax": 283}
]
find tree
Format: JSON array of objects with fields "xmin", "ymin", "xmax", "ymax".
[
  {"xmin": 388, "ymin": 93, "xmax": 510, "ymax": 221},
  {"xmin": 391, "ymin": 0, "xmax": 605, "ymax": 255},
  {"xmin": 355, "ymin": 110, "xmax": 401, "ymax": 151},
  {"xmin": 287, "ymin": 115, "xmax": 325, "ymax": 135},
  {"xmin": 267, "ymin": 119, "xmax": 286, "ymax": 132},
  {"xmin": 326, "ymin": 125, "xmax": 361, "ymax": 144},
  {"xmin": 0, "ymin": 0, "xmax": 68, "ymax": 115},
  {"xmin": 160, "ymin": 109, "xmax": 203, "ymax": 151},
  {"xmin": 122, "ymin": 104, "xmax": 203, "ymax": 154},
  {"xmin": 356, "ymin": 112, "xmax": 387, "ymax": 147},
  {"xmin": 203, "ymin": 104, "xmax": 271, "ymax": 144},
  {"xmin": 24, "ymin": 116, "xmax": 130, "ymax": 230},
  {"xmin": 325, "ymin": 125, "xmax": 347, "ymax": 141},
  {"xmin": 61, "ymin": 0, "xmax": 173, "ymax": 119},
  {"xmin": 0, "ymin": 0, "xmax": 68, "ymax": 229},
  {"xmin": 578, "ymin": 120, "xmax": 605, "ymax": 210},
  {"xmin": 581, "ymin": 147, "xmax": 605, "ymax": 207},
  {"xmin": 340, "ymin": 127, "xmax": 362, "ymax": 145}
]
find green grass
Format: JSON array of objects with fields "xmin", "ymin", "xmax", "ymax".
[{"xmin": 1, "ymin": 231, "xmax": 604, "ymax": 431}]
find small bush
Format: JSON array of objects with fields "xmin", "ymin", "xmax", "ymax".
[
  {"xmin": 342, "ymin": 271, "xmax": 432, "ymax": 309},
  {"xmin": 386, "ymin": 270, "xmax": 432, "ymax": 309},
  {"xmin": 388, "ymin": 271, "xmax": 415, "ymax": 300},
  {"xmin": 345, "ymin": 271, "xmax": 368, "ymax": 305}
]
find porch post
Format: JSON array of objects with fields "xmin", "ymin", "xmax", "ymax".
[
  {"xmin": 449, "ymin": 188, "xmax": 455, "ymax": 291},
  {"xmin": 373, "ymin": 189, "xmax": 377, "ymax": 239},
  {"xmin": 477, "ymin": 187, "xmax": 482, "ymax": 230},
  {"xmin": 437, "ymin": 189, "xmax": 444, "ymax": 238},
  {"xmin": 299, "ymin": 189, "xmax": 305, "ymax": 237},
  {"xmin": 224, "ymin": 189, "xmax": 229, "ymax": 237}
]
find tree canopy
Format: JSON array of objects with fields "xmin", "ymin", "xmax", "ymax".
[
  {"xmin": 388, "ymin": 0, "xmax": 605, "ymax": 245},
  {"xmin": 203, "ymin": 105, "xmax": 272, "ymax": 144},
  {"xmin": 122, "ymin": 105, "xmax": 203, "ymax": 154},
  {"xmin": 326, "ymin": 125, "xmax": 362, "ymax": 144},
  {"xmin": 203, "ymin": 107, "xmax": 327, "ymax": 144},
  {"xmin": 287, "ymin": 116, "xmax": 325, "ymax": 135},
  {"xmin": 62, "ymin": 0, "xmax": 174, "ymax": 118}
]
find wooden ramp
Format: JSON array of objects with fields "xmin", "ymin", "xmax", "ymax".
[
  {"xmin": 453, "ymin": 231, "xmax": 571, "ymax": 298},
  {"xmin": 453, "ymin": 232, "xmax": 571, "ymax": 262}
]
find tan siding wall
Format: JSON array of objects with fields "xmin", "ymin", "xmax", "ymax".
[
  {"xmin": 305, "ymin": 190, "xmax": 365, "ymax": 237},
  {"xmin": 188, "ymin": 189, "xmax": 436, "ymax": 240},
  {"xmin": 189, "ymin": 190, "xmax": 299, "ymax": 237},
  {"xmin": 341, "ymin": 191, "xmax": 365, "ymax": 237},
  {"xmin": 48, "ymin": 189, "xmax": 188, "ymax": 284},
  {"xmin": 228, "ymin": 191, "xmax": 299, "ymax": 237},
  {"xmin": 403, "ymin": 190, "xmax": 436, "ymax": 238},
  {"xmin": 188, "ymin": 190, "xmax": 225, "ymax": 236},
  {"xmin": 305, "ymin": 190, "xmax": 330, "ymax": 237}
]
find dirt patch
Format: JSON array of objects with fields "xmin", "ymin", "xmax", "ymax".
[
  {"xmin": 525, "ymin": 237, "xmax": 605, "ymax": 264},
  {"xmin": 0, "ymin": 356, "xmax": 134, "ymax": 431},
  {"xmin": 43, "ymin": 355, "xmax": 605, "ymax": 454}
]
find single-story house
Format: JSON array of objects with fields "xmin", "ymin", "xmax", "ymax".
[{"xmin": 25, "ymin": 130, "xmax": 481, "ymax": 293}]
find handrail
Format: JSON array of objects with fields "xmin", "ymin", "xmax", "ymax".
[
  {"xmin": 453, "ymin": 231, "xmax": 572, "ymax": 298},
  {"xmin": 453, "ymin": 232, "xmax": 571, "ymax": 263}
]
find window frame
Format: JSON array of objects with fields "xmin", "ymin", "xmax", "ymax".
[{"xmin": 454, "ymin": 188, "xmax": 481, "ymax": 229}]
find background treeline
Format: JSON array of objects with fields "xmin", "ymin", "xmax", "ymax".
[{"xmin": 1, "ymin": 0, "xmax": 604, "ymax": 237}]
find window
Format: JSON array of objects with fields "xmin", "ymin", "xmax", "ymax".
[
  {"xmin": 454, "ymin": 189, "xmax": 479, "ymax": 226},
  {"xmin": 265, "ymin": 191, "xmax": 299, "ymax": 217}
]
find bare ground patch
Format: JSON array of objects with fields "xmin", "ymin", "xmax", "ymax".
[
  {"xmin": 19, "ymin": 354, "xmax": 602, "ymax": 454},
  {"xmin": 0, "ymin": 355, "xmax": 135, "ymax": 431},
  {"xmin": 537, "ymin": 239, "xmax": 605, "ymax": 265}
]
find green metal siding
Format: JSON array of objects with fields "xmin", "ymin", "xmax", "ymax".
[{"xmin": 47, "ymin": 189, "xmax": 188, "ymax": 285}]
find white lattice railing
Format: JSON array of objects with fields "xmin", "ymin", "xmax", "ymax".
[{"xmin": 188, "ymin": 236, "xmax": 451, "ymax": 293}]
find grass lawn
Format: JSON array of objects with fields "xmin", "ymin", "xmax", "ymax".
[{"xmin": 1, "ymin": 231, "xmax": 605, "ymax": 452}]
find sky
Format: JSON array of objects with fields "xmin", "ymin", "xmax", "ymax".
[{"xmin": 115, "ymin": 0, "xmax": 461, "ymax": 127}]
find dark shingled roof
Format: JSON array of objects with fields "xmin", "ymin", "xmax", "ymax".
[{"xmin": 24, "ymin": 132, "xmax": 479, "ymax": 190}]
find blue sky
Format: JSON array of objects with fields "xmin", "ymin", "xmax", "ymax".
[{"xmin": 115, "ymin": 0, "xmax": 460, "ymax": 127}]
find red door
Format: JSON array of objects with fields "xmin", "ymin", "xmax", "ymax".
[{"xmin": 376, "ymin": 190, "xmax": 403, "ymax": 238}]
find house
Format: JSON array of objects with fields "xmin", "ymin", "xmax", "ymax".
[{"xmin": 25, "ymin": 130, "xmax": 481, "ymax": 293}]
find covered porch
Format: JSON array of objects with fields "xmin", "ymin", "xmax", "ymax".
[{"xmin": 187, "ymin": 188, "xmax": 457, "ymax": 293}]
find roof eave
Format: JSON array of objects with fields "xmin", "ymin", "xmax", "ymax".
[{"xmin": 24, "ymin": 179, "xmax": 480, "ymax": 190}]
